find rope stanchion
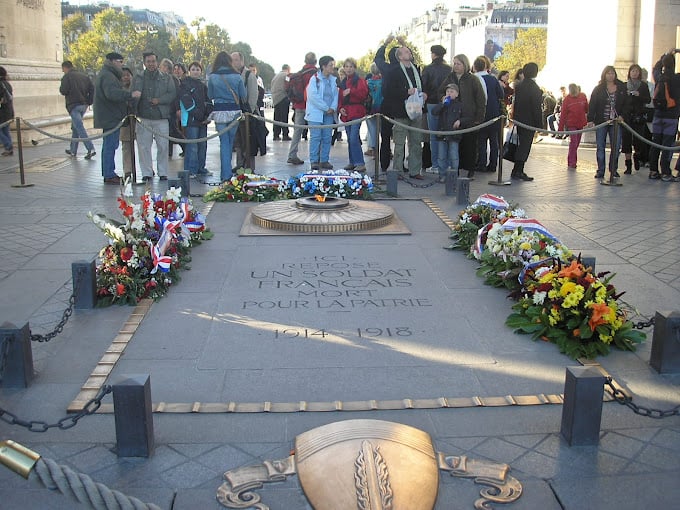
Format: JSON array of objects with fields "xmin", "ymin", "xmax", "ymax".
[
  {"xmin": 489, "ymin": 116, "xmax": 511, "ymax": 187},
  {"xmin": 11, "ymin": 118, "xmax": 33, "ymax": 188}
]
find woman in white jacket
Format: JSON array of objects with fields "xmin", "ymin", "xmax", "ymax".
[{"xmin": 305, "ymin": 55, "xmax": 338, "ymax": 170}]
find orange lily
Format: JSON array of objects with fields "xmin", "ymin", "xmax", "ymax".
[
  {"xmin": 558, "ymin": 259, "xmax": 584, "ymax": 279},
  {"xmin": 588, "ymin": 302, "xmax": 611, "ymax": 331}
]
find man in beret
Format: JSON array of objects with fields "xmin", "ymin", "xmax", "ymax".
[
  {"xmin": 421, "ymin": 44, "xmax": 452, "ymax": 179},
  {"xmin": 93, "ymin": 52, "xmax": 141, "ymax": 184}
]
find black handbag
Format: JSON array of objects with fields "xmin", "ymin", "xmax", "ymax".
[{"xmin": 502, "ymin": 127, "xmax": 518, "ymax": 162}]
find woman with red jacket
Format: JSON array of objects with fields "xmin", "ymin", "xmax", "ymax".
[
  {"xmin": 338, "ymin": 58, "xmax": 369, "ymax": 172},
  {"xmin": 558, "ymin": 83, "xmax": 589, "ymax": 169}
]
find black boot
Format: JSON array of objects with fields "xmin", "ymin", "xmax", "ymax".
[
  {"xmin": 624, "ymin": 159, "xmax": 632, "ymax": 175},
  {"xmin": 633, "ymin": 153, "xmax": 640, "ymax": 171}
]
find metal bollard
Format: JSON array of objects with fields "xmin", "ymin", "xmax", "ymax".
[
  {"xmin": 456, "ymin": 177, "xmax": 470, "ymax": 205},
  {"xmin": 72, "ymin": 261, "xmax": 97, "ymax": 309},
  {"xmin": 112, "ymin": 374, "xmax": 155, "ymax": 457},
  {"xmin": 0, "ymin": 322, "xmax": 33, "ymax": 387},
  {"xmin": 386, "ymin": 170, "xmax": 398, "ymax": 197},
  {"xmin": 177, "ymin": 170, "xmax": 190, "ymax": 197},
  {"xmin": 650, "ymin": 311, "xmax": 680, "ymax": 373},
  {"xmin": 560, "ymin": 366, "xmax": 605, "ymax": 446},
  {"xmin": 581, "ymin": 256, "xmax": 596, "ymax": 273},
  {"xmin": 445, "ymin": 169, "xmax": 457, "ymax": 196}
]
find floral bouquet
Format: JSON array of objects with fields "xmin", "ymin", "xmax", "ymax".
[
  {"xmin": 203, "ymin": 168, "xmax": 287, "ymax": 203},
  {"xmin": 505, "ymin": 258, "xmax": 646, "ymax": 359},
  {"xmin": 475, "ymin": 219, "xmax": 572, "ymax": 290},
  {"xmin": 89, "ymin": 185, "xmax": 211, "ymax": 305},
  {"xmin": 447, "ymin": 194, "xmax": 525, "ymax": 254},
  {"xmin": 286, "ymin": 170, "xmax": 373, "ymax": 200}
]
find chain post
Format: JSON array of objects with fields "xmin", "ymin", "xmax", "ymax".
[
  {"xmin": 0, "ymin": 322, "xmax": 33, "ymax": 387},
  {"xmin": 11, "ymin": 117, "xmax": 34, "ymax": 188}
]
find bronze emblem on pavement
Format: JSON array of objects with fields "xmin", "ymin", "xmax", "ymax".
[{"xmin": 216, "ymin": 419, "xmax": 522, "ymax": 509}]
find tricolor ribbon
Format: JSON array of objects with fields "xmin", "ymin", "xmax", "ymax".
[
  {"xmin": 500, "ymin": 218, "xmax": 560, "ymax": 243},
  {"xmin": 148, "ymin": 241, "xmax": 172, "ymax": 274},
  {"xmin": 178, "ymin": 199, "xmax": 205, "ymax": 233},
  {"xmin": 473, "ymin": 194, "xmax": 509, "ymax": 210},
  {"xmin": 518, "ymin": 257, "xmax": 556, "ymax": 285}
]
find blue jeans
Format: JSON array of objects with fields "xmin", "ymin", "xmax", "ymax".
[
  {"xmin": 427, "ymin": 104, "xmax": 443, "ymax": 171},
  {"xmin": 69, "ymin": 104, "xmax": 95, "ymax": 154},
  {"xmin": 0, "ymin": 123, "xmax": 12, "ymax": 151},
  {"xmin": 649, "ymin": 117, "xmax": 679, "ymax": 175},
  {"xmin": 345, "ymin": 123, "xmax": 364, "ymax": 166},
  {"xmin": 183, "ymin": 125, "xmax": 207, "ymax": 174},
  {"xmin": 309, "ymin": 114, "xmax": 333, "ymax": 164},
  {"xmin": 101, "ymin": 129, "xmax": 120, "ymax": 179},
  {"xmin": 595, "ymin": 123, "xmax": 620, "ymax": 175},
  {"xmin": 216, "ymin": 123, "xmax": 237, "ymax": 181},
  {"xmin": 438, "ymin": 140, "xmax": 459, "ymax": 174}
]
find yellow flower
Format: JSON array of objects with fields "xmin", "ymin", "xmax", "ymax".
[
  {"xmin": 539, "ymin": 272, "xmax": 556, "ymax": 284},
  {"xmin": 520, "ymin": 241, "xmax": 532, "ymax": 251},
  {"xmin": 560, "ymin": 281, "xmax": 577, "ymax": 297}
]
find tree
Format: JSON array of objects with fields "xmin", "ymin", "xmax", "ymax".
[
  {"xmin": 65, "ymin": 8, "xmax": 144, "ymax": 72},
  {"xmin": 62, "ymin": 13, "xmax": 88, "ymax": 59},
  {"xmin": 493, "ymin": 28, "xmax": 547, "ymax": 76}
]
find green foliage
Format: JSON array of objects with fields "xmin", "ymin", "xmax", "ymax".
[
  {"xmin": 493, "ymin": 28, "xmax": 547, "ymax": 75},
  {"xmin": 65, "ymin": 8, "xmax": 144, "ymax": 72},
  {"xmin": 63, "ymin": 13, "xmax": 88, "ymax": 58}
]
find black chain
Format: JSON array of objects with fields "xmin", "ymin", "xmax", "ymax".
[
  {"xmin": 0, "ymin": 384, "xmax": 112, "ymax": 432},
  {"xmin": 632, "ymin": 316, "xmax": 655, "ymax": 330},
  {"xmin": 605, "ymin": 378, "xmax": 680, "ymax": 419},
  {"xmin": 400, "ymin": 175, "xmax": 440, "ymax": 189},
  {"xmin": 30, "ymin": 270, "xmax": 84, "ymax": 343}
]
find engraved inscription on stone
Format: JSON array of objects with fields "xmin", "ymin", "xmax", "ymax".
[{"xmin": 243, "ymin": 255, "xmax": 432, "ymax": 311}]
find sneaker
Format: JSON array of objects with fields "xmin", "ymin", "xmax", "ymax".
[
  {"xmin": 319, "ymin": 162, "xmax": 333, "ymax": 170},
  {"xmin": 65, "ymin": 149, "xmax": 76, "ymax": 157},
  {"xmin": 84, "ymin": 150, "xmax": 96, "ymax": 160},
  {"xmin": 673, "ymin": 175, "xmax": 680, "ymax": 182},
  {"xmin": 2, "ymin": 150, "xmax": 13, "ymax": 156},
  {"xmin": 343, "ymin": 164, "xmax": 355, "ymax": 170},
  {"xmin": 648, "ymin": 172, "xmax": 660, "ymax": 180},
  {"xmin": 661, "ymin": 174, "xmax": 672, "ymax": 182},
  {"xmin": 310, "ymin": 162, "xmax": 320, "ymax": 170},
  {"xmin": 287, "ymin": 157, "xmax": 304, "ymax": 165}
]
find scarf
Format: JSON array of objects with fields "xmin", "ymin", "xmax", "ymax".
[
  {"xmin": 627, "ymin": 79, "xmax": 641, "ymax": 92},
  {"xmin": 400, "ymin": 62, "xmax": 422, "ymax": 91}
]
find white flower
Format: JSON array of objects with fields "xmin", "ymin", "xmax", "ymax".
[
  {"xmin": 166, "ymin": 187, "xmax": 182, "ymax": 202},
  {"xmin": 533, "ymin": 291, "xmax": 547, "ymax": 305}
]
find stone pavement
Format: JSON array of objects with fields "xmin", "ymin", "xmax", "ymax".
[{"xmin": 0, "ymin": 118, "xmax": 679, "ymax": 510}]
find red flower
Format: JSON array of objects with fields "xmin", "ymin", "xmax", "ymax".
[
  {"xmin": 120, "ymin": 246, "xmax": 133, "ymax": 262},
  {"xmin": 115, "ymin": 283, "xmax": 126, "ymax": 296}
]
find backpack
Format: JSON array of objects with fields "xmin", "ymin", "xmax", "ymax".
[
  {"xmin": 653, "ymin": 75, "xmax": 677, "ymax": 110},
  {"xmin": 285, "ymin": 68, "xmax": 316, "ymax": 103}
]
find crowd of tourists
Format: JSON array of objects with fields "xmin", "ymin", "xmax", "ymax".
[{"xmin": 1, "ymin": 42, "xmax": 679, "ymax": 185}]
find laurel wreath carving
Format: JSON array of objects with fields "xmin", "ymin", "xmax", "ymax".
[{"xmin": 354, "ymin": 440, "xmax": 393, "ymax": 510}]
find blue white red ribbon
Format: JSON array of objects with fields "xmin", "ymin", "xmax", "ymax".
[
  {"xmin": 148, "ymin": 240, "xmax": 172, "ymax": 273},
  {"xmin": 501, "ymin": 218, "xmax": 560, "ymax": 243},
  {"xmin": 473, "ymin": 194, "xmax": 509, "ymax": 210}
]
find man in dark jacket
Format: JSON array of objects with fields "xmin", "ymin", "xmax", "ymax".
[
  {"xmin": 422, "ymin": 45, "xmax": 452, "ymax": 175},
  {"xmin": 382, "ymin": 45, "xmax": 425, "ymax": 179},
  {"xmin": 60, "ymin": 61, "xmax": 96, "ymax": 159},
  {"xmin": 473, "ymin": 56, "xmax": 504, "ymax": 174},
  {"xmin": 375, "ymin": 35, "xmax": 405, "ymax": 172},
  {"xmin": 93, "ymin": 52, "xmax": 139, "ymax": 184},
  {"xmin": 510, "ymin": 62, "xmax": 543, "ymax": 181}
]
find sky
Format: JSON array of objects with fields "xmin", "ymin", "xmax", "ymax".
[{"xmin": 80, "ymin": 1, "xmax": 433, "ymax": 70}]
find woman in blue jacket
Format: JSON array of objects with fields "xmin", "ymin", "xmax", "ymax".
[
  {"xmin": 305, "ymin": 56, "xmax": 338, "ymax": 170},
  {"xmin": 208, "ymin": 52, "xmax": 246, "ymax": 182}
]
